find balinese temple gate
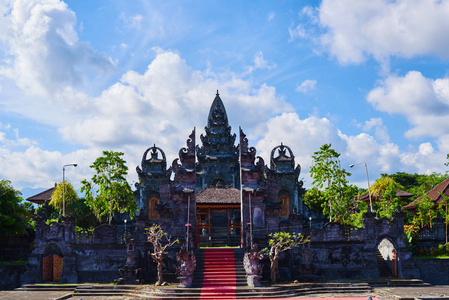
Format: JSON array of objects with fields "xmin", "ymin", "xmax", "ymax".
[{"xmin": 135, "ymin": 92, "xmax": 306, "ymax": 249}]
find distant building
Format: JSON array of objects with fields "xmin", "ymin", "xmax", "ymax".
[
  {"xmin": 26, "ymin": 185, "xmax": 56, "ymax": 205},
  {"xmin": 404, "ymin": 177, "xmax": 449, "ymax": 212}
]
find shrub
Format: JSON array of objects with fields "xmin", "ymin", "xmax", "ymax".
[{"xmin": 430, "ymin": 247, "xmax": 438, "ymax": 256}]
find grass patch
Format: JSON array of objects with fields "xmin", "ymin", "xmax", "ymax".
[
  {"xmin": 0, "ymin": 260, "xmax": 28, "ymax": 265},
  {"xmin": 413, "ymin": 255, "xmax": 449, "ymax": 259}
]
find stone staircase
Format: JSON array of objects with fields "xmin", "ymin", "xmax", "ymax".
[
  {"xmin": 376, "ymin": 249, "xmax": 392, "ymax": 277},
  {"xmin": 16, "ymin": 249, "xmax": 431, "ymax": 299}
]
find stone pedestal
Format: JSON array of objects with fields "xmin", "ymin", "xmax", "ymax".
[
  {"xmin": 247, "ymin": 274, "xmax": 262, "ymax": 287},
  {"xmin": 177, "ymin": 275, "xmax": 193, "ymax": 288}
]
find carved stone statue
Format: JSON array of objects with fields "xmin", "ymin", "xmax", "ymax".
[
  {"xmin": 243, "ymin": 244, "xmax": 264, "ymax": 287},
  {"xmin": 176, "ymin": 245, "xmax": 196, "ymax": 288}
]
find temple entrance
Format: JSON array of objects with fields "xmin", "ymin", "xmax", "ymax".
[
  {"xmin": 42, "ymin": 244, "xmax": 63, "ymax": 282},
  {"xmin": 196, "ymin": 205, "xmax": 241, "ymax": 248}
]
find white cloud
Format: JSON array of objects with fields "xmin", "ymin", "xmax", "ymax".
[
  {"xmin": 360, "ymin": 118, "xmax": 390, "ymax": 143},
  {"xmin": 289, "ymin": 24, "xmax": 307, "ymax": 41},
  {"xmin": 244, "ymin": 51, "xmax": 276, "ymax": 75},
  {"xmin": 267, "ymin": 12, "xmax": 275, "ymax": 21},
  {"xmin": 367, "ymin": 71, "xmax": 449, "ymax": 139},
  {"xmin": 0, "ymin": 0, "xmax": 114, "ymax": 99},
  {"xmin": 316, "ymin": 0, "xmax": 449, "ymax": 67},
  {"xmin": 58, "ymin": 50, "xmax": 291, "ymax": 165},
  {"xmin": 296, "ymin": 79, "xmax": 317, "ymax": 93}
]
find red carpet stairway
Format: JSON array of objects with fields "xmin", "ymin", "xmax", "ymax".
[{"xmin": 198, "ymin": 248, "xmax": 244, "ymax": 299}]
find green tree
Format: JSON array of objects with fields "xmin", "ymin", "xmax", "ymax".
[
  {"xmin": 81, "ymin": 151, "xmax": 137, "ymax": 224},
  {"xmin": 370, "ymin": 175, "xmax": 404, "ymax": 220},
  {"xmin": 414, "ymin": 195, "xmax": 435, "ymax": 228},
  {"xmin": 309, "ymin": 143, "xmax": 352, "ymax": 223},
  {"xmin": 49, "ymin": 181, "xmax": 79, "ymax": 215},
  {"xmin": 145, "ymin": 224, "xmax": 179, "ymax": 285},
  {"xmin": 388, "ymin": 172, "xmax": 445, "ymax": 202},
  {"xmin": 0, "ymin": 180, "xmax": 31, "ymax": 239},
  {"xmin": 437, "ymin": 193, "xmax": 449, "ymax": 244},
  {"xmin": 262, "ymin": 232, "xmax": 307, "ymax": 283},
  {"xmin": 303, "ymin": 187, "xmax": 327, "ymax": 213}
]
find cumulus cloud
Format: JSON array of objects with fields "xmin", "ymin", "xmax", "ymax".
[
  {"xmin": 296, "ymin": 79, "xmax": 317, "ymax": 93},
  {"xmin": 58, "ymin": 50, "xmax": 291, "ymax": 165},
  {"xmin": 360, "ymin": 118, "xmax": 390, "ymax": 143},
  {"xmin": 254, "ymin": 112, "xmax": 446, "ymax": 187},
  {"xmin": 315, "ymin": 0, "xmax": 449, "ymax": 67},
  {"xmin": 367, "ymin": 71, "xmax": 449, "ymax": 139},
  {"xmin": 0, "ymin": 0, "xmax": 114, "ymax": 99}
]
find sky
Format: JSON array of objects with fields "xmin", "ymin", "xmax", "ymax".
[{"xmin": 1, "ymin": 0, "xmax": 449, "ymax": 199}]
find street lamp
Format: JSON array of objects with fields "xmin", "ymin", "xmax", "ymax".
[
  {"xmin": 309, "ymin": 216, "xmax": 312, "ymax": 228},
  {"xmin": 63, "ymin": 163, "xmax": 77, "ymax": 217},
  {"xmin": 350, "ymin": 162, "xmax": 373, "ymax": 212},
  {"xmin": 124, "ymin": 219, "xmax": 127, "ymax": 231}
]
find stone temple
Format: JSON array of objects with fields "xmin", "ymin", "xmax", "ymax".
[
  {"xmin": 21, "ymin": 91, "xmax": 437, "ymax": 286},
  {"xmin": 135, "ymin": 91, "xmax": 309, "ymax": 248}
]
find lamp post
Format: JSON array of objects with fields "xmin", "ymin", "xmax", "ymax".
[
  {"xmin": 62, "ymin": 163, "xmax": 77, "ymax": 217},
  {"xmin": 124, "ymin": 219, "xmax": 127, "ymax": 231},
  {"xmin": 309, "ymin": 216, "xmax": 312, "ymax": 228},
  {"xmin": 349, "ymin": 162, "xmax": 373, "ymax": 212}
]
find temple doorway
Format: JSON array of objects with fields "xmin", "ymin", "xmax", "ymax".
[
  {"xmin": 196, "ymin": 205, "xmax": 241, "ymax": 247},
  {"xmin": 42, "ymin": 244, "xmax": 63, "ymax": 282}
]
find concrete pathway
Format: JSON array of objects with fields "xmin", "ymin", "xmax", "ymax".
[{"xmin": 1, "ymin": 285, "xmax": 449, "ymax": 299}]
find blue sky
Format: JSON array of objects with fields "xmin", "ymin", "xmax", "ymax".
[{"xmin": 1, "ymin": 0, "xmax": 449, "ymax": 199}]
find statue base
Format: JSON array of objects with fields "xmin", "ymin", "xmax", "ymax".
[
  {"xmin": 177, "ymin": 275, "xmax": 193, "ymax": 288},
  {"xmin": 246, "ymin": 274, "xmax": 262, "ymax": 287}
]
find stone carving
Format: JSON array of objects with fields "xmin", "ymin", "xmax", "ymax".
[
  {"xmin": 176, "ymin": 245, "xmax": 196, "ymax": 288},
  {"xmin": 243, "ymin": 244, "xmax": 264, "ymax": 287}
]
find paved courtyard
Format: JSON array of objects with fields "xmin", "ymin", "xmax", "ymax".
[{"xmin": 1, "ymin": 285, "xmax": 449, "ymax": 300}]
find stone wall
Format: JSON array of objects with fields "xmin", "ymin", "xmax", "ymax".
[
  {"xmin": 0, "ymin": 264, "xmax": 26, "ymax": 290},
  {"xmin": 413, "ymin": 258, "xmax": 449, "ymax": 284}
]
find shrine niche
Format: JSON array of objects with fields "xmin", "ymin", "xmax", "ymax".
[
  {"xmin": 148, "ymin": 195, "xmax": 160, "ymax": 220},
  {"xmin": 278, "ymin": 190, "xmax": 290, "ymax": 218}
]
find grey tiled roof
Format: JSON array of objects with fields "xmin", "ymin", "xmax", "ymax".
[{"xmin": 196, "ymin": 186, "xmax": 241, "ymax": 204}]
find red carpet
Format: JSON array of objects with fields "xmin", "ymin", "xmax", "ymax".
[{"xmin": 200, "ymin": 248, "xmax": 236, "ymax": 299}]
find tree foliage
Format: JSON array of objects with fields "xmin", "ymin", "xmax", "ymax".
[
  {"xmin": 387, "ymin": 172, "xmax": 445, "ymax": 202},
  {"xmin": 50, "ymin": 181, "xmax": 79, "ymax": 215},
  {"xmin": 309, "ymin": 143, "xmax": 352, "ymax": 223},
  {"xmin": 81, "ymin": 151, "xmax": 137, "ymax": 224},
  {"xmin": 414, "ymin": 195, "xmax": 435, "ymax": 228},
  {"xmin": 145, "ymin": 224, "xmax": 179, "ymax": 285},
  {"xmin": 0, "ymin": 180, "xmax": 31, "ymax": 239},
  {"xmin": 303, "ymin": 187, "xmax": 327, "ymax": 213},
  {"xmin": 262, "ymin": 232, "xmax": 307, "ymax": 283},
  {"xmin": 370, "ymin": 175, "xmax": 404, "ymax": 220}
]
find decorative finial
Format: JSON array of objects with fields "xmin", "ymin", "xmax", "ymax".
[{"xmin": 216, "ymin": 90, "xmax": 219, "ymax": 97}]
